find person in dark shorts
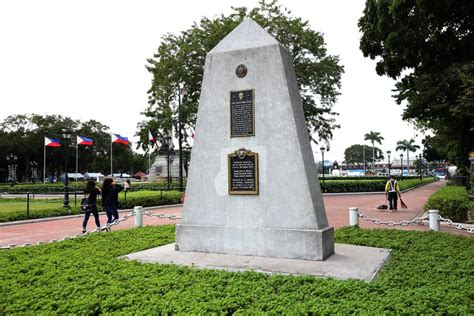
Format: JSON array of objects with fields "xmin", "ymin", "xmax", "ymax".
[{"xmin": 82, "ymin": 180, "xmax": 102, "ymax": 233}]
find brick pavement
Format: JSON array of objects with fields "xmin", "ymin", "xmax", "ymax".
[{"xmin": 0, "ymin": 180, "xmax": 471, "ymax": 247}]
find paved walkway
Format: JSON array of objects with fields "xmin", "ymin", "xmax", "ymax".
[{"xmin": 0, "ymin": 180, "xmax": 471, "ymax": 247}]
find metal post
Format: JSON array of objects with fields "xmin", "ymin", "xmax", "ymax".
[
  {"xmin": 178, "ymin": 86, "xmax": 183, "ymax": 192},
  {"xmin": 428, "ymin": 209, "xmax": 440, "ymax": 231},
  {"xmin": 167, "ymin": 144, "xmax": 171, "ymax": 190},
  {"xmin": 400, "ymin": 154, "xmax": 403, "ymax": 181},
  {"xmin": 27, "ymin": 192, "xmax": 30, "ymax": 218},
  {"xmin": 74, "ymin": 191, "xmax": 77, "ymax": 206},
  {"xmin": 134, "ymin": 206, "xmax": 143, "ymax": 227},
  {"xmin": 124, "ymin": 190, "xmax": 127, "ymax": 202},
  {"xmin": 349, "ymin": 207, "xmax": 359, "ymax": 227}
]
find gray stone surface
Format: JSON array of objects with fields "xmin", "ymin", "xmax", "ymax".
[
  {"xmin": 177, "ymin": 18, "xmax": 334, "ymax": 260},
  {"xmin": 148, "ymin": 155, "xmax": 181, "ymax": 182},
  {"xmin": 123, "ymin": 243, "xmax": 390, "ymax": 281}
]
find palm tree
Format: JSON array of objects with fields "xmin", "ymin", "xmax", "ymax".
[
  {"xmin": 396, "ymin": 139, "xmax": 420, "ymax": 174},
  {"xmin": 364, "ymin": 131, "xmax": 384, "ymax": 171}
]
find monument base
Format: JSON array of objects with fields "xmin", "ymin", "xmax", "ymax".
[
  {"xmin": 123, "ymin": 243, "xmax": 390, "ymax": 281},
  {"xmin": 176, "ymin": 224, "xmax": 334, "ymax": 260}
]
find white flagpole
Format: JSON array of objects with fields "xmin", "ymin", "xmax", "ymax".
[
  {"xmin": 110, "ymin": 135, "xmax": 113, "ymax": 177},
  {"xmin": 43, "ymin": 142, "xmax": 46, "ymax": 183},
  {"xmin": 75, "ymin": 143, "xmax": 78, "ymax": 182},
  {"xmin": 148, "ymin": 146, "xmax": 151, "ymax": 175}
]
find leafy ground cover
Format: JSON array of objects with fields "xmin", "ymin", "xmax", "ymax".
[
  {"xmin": 425, "ymin": 186, "xmax": 471, "ymax": 222},
  {"xmin": 0, "ymin": 190, "xmax": 182, "ymax": 222},
  {"xmin": 0, "ymin": 226, "xmax": 472, "ymax": 314}
]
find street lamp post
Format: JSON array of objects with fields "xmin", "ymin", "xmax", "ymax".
[
  {"xmin": 178, "ymin": 85, "xmax": 187, "ymax": 192},
  {"xmin": 387, "ymin": 150, "xmax": 391, "ymax": 176},
  {"xmin": 165, "ymin": 136, "xmax": 172, "ymax": 190},
  {"xmin": 30, "ymin": 161, "xmax": 38, "ymax": 183},
  {"xmin": 400, "ymin": 154, "xmax": 404, "ymax": 180},
  {"xmin": 419, "ymin": 154, "xmax": 423, "ymax": 180},
  {"xmin": 6, "ymin": 154, "xmax": 18, "ymax": 186},
  {"xmin": 61, "ymin": 128, "xmax": 72, "ymax": 209},
  {"xmin": 320, "ymin": 147, "xmax": 326, "ymax": 187}
]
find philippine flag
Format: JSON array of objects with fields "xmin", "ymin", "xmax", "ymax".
[
  {"xmin": 148, "ymin": 130, "xmax": 156, "ymax": 145},
  {"xmin": 44, "ymin": 137, "xmax": 61, "ymax": 147},
  {"xmin": 111, "ymin": 133, "xmax": 129, "ymax": 145},
  {"xmin": 77, "ymin": 135, "xmax": 93, "ymax": 146}
]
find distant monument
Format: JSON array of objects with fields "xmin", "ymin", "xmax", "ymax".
[{"xmin": 176, "ymin": 18, "xmax": 334, "ymax": 260}]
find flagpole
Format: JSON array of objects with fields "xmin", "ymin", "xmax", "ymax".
[
  {"xmin": 110, "ymin": 135, "xmax": 113, "ymax": 177},
  {"xmin": 148, "ymin": 146, "xmax": 151, "ymax": 175},
  {"xmin": 75, "ymin": 143, "xmax": 78, "ymax": 182},
  {"xmin": 43, "ymin": 142, "xmax": 46, "ymax": 183}
]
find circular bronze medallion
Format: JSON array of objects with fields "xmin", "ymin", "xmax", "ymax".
[{"xmin": 235, "ymin": 64, "xmax": 247, "ymax": 78}]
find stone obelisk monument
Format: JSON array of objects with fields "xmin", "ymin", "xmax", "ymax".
[{"xmin": 176, "ymin": 18, "xmax": 334, "ymax": 260}]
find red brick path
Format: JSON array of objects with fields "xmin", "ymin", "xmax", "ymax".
[{"xmin": 0, "ymin": 180, "xmax": 471, "ymax": 247}]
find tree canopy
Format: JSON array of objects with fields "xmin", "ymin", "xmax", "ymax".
[
  {"xmin": 0, "ymin": 114, "xmax": 145, "ymax": 182},
  {"xmin": 344, "ymin": 144, "xmax": 383, "ymax": 166},
  {"xmin": 139, "ymin": 0, "xmax": 344, "ymax": 151},
  {"xmin": 358, "ymin": 0, "xmax": 474, "ymax": 172}
]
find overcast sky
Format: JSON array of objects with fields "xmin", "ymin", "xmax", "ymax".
[{"xmin": 0, "ymin": 0, "xmax": 424, "ymax": 162}]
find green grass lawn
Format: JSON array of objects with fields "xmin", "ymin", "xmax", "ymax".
[
  {"xmin": 0, "ymin": 190, "xmax": 182, "ymax": 222},
  {"xmin": 0, "ymin": 198, "xmax": 82, "ymax": 222},
  {"xmin": 1, "ymin": 226, "xmax": 472, "ymax": 314}
]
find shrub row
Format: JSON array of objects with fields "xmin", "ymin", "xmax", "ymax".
[
  {"xmin": 1, "ymin": 177, "xmax": 431, "ymax": 194},
  {"xmin": 424, "ymin": 186, "xmax": 470, "ymax": 222},
  {"xmin": 118, "ymin": 190, "xmax": 182, "ymax": 209},
  {"xmin": 320, "ymin": 177, "xmax": 435, "ymax": 193}
]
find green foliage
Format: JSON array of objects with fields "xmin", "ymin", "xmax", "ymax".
[
  {"xmin": 424, "ymin": 186, "xmax": 470, "ymax": 222},
  {"xmin": 141, "ymin": 0, "xmax": 344, "ymax": 150},
  {"xmin": 0, "ymin": 226, "xmax": 472, "ymax": 313},
  {"xmin": 0, "ymin": 114, "xmax": 148, "ymax": 182},
  {"xmin": 321, "ymin": 177, "xmax": 435, "ymax": 193},
  {"xmin": 0, "ymin": 190, "xmax": 182, "ymax": 223},
  {"xmin": 358, "ymin": 0, "xmax": 474, "ymax": 171},
  {"xmin": 344, "ymin": 144, "xmax": 382, "ymax": 165},
  {"xmin": 117, "ymin": 190, "xmax": 182, "ymax": 209}
]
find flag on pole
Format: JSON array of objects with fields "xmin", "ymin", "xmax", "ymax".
[
  {"xmin": 148, "ymin": 130, "xmax": 156, "ymax": 145},
  {"xmin": 77, "ymin": 135, "xmax": 93, "ymax": 146},
  {"xmin": 44, "ymin": 137, "xmax": 61, "ymax": 147},
  {"xmin": 111, "ymin": 133, "xmax": 129, "ymax": 145}
]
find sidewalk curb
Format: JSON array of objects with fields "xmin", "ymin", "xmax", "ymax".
[{"xmin": 0, "ymin": 204, "xmax": 183, "ymax": 228}]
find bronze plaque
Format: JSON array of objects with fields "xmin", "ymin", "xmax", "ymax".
[
  {"xmin": 228, "ymin": 148, "xmax": 259, "ymax": 195},
  {"xmin": 230, "ymin": 90, "xmax": 254, "ymax": 137}
]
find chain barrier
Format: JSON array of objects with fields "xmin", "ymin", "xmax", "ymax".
[
  {"xmin": 438, "ymin": 215, "xmax": 474, "ymax": 234},
  {"xmin": 1, "ymin": 210, "xmax": 137, "ymax": 250},
  {"xmin": 358, "ymin": 211, "xmax": 474, "ymax": 234},
  {"xmin": 143, "ymin": 211, "xmax": 182, "ymax": 220},
  {"xmin": 358, "ymin": 212, "xmax": 429, "ymax": 227}
]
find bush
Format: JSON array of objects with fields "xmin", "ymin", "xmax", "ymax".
[
  {"xmin": 118, "ymin": 190, "xmax": 182, "ymax": 209},
  {"xmin": 424, "ymin": 186, "xmax": 470, "ymax": 222},
  {"xmin": 320, "ymin": 177, "xmax": 435, "ymax": 193}
]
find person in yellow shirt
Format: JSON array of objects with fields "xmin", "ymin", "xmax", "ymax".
[{"xmin": 385, "ymin": 175, "xmax": 401, "ymax": 211}]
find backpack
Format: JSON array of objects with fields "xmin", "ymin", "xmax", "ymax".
[{"xmin": 80, "ymin": 194, "xmax": 91, "ymax": 212}]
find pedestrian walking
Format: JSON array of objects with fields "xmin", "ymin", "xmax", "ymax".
[
  {"xmin": 82, "ymin": 180, "xmax": 101, "ymax": 233},
  {"xmin": 102, "ymin": 178, "xmax": 123, "ymax": 225},
  {"xmin": 385, "ymin": 175, "xmax": 401, "ymax": 211}
]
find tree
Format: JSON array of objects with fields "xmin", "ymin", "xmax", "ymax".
[
  {"xmin": 140, "ymin": 0, "xmax": 344, "ymax": 150},
  {"xmin": 396, "ymin": 139, "xmax": 420, "ymax": 172},
  {"xmin": 344, "ymin": 144, "xmax": 383, "ymax": 168},
  {"xmin": 0, "ymin": 114, "xmax": 145, "ymax": 182},
  {"xmin": 358, "ymin": 0, "xmax": 474, "ymax": 173},
  {"xmin": 364, "ymin": 131, "xmax": 384, "ymax": 170}
]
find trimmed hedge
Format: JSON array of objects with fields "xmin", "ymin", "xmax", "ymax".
[
  {"xmin": 118, "ymin": 190, "xmax": 182, "ymax": 209},
  {"xmin": 0, "ymin": 227, "xmax": 473, "ymax": 314},
  {"xmin": 424, "ymin": 186, "xmax": 470, "ymax": 222},
  {"xmin": 320, "ymin": 177, "xmax": 435, "ymax": 193}
]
